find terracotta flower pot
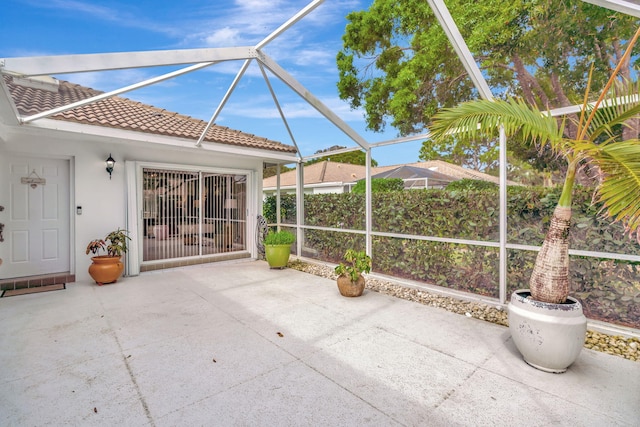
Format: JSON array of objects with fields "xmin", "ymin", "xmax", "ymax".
[
  {"xmin": 337, "ymin": 274, "xmax": 365, "ymax": 297},
  {"xmin": 88, "ymin": 256, "xmax": 124, "ymax": 285}
]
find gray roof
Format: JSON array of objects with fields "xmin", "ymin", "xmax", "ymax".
[{"xmin": 369, "ymin": 165, "xmax": 456, "ymax": 182}]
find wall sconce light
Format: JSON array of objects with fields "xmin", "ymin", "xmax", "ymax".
[{"xmin": 105, "ymin": 154, "xmax": 115, "ymax": 179}]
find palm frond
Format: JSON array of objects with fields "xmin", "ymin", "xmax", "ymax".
[
  {"xmin": 429, "ymin": 98, "xmax": 564, "ymax": 150},
  {"xmin": 583, "ymin": 139, "xmax": 640, "ymax": 234},
  {"xmin": 586, "ymin": 79, "xmax": 640, "ymax": 142}
]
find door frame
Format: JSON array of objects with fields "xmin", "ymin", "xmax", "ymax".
[
  {"xmin": 0, "ymin": 152, "xmax": 75, "ymax": 279},
  {"xmin": 125, "ymin": 160, "xmax": 255, "ymax": 276}
]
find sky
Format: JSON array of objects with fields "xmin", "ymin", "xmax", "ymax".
[{"xmin": 0, "ymin": 0, "xmax": 425, "ymax": 166}]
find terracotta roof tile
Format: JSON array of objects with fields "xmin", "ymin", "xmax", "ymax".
[
  {"xmin": 263, "ymin": 159, "xmax": 515, "ymax": 188},
  {"xmin": 3, "ymin": 75, "xmax": 297, "ymax": 154},
  {"xmin": 263, "ymin": 161, "xmax": 368, "ymax": 188}
]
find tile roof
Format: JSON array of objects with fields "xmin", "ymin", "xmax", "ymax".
[
  {"xmin": 3, "ymin": 75, "xmax": 297, "ymax": 154},
  {"xmin": 370, "ymin": 165, "xmax": 456, "ymax": 182},
  {"xmin": 263, "ymin": 161, "xmax": 367, "ymax": 188},
  {"xmin": 263, "ymin": 159, "xmax": 508, "ymax": 188},
  {"xmin": 375, "ymin": 160, "xmax": 503, "ymax": 184}
]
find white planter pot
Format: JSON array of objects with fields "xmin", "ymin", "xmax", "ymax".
[{"xmin": 508, "ymin": 289, "xmax": 587, "ymax": 373}]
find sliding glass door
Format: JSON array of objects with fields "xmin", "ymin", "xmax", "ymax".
[{"xmin": 142, "ymin": 167, "xmax": 247, "ymax": 262}]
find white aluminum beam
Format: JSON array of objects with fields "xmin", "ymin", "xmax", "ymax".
[
  {"xmin": 300, "ymin": 145, "xmax": 362, "ymax": 162},
  {"xmin": 256, "ymin": 51, "xmax": 370, "ymax": 149},
  {"xmin": 276, "ymin": 165, "xmax": 282, "ymax": 227},
  {"xmin": 581, "ymin": 0, "xmax": 640, "ymax": 17},
  {"xmin": 548, "ymin": 94, "xmax": 640, "ymax": 117},
  {"xmin": 498, "ymin": 126, "xmax": 508, "ymax": 304},
  {"xmin": 256, "ymin": 0, "xmax": 325, "ymax": 50},
  {"xmin": 0, "ymin": 47, "xmax": 256, "ymax": 76},
  {"xmin": 427, "ymin": 0, "xmax": 494, "ymax": 101},
  {"xmin": 369, "ymin": 132, "xmax": 432, "ymax": 148},
  {"xmin": 22, "ymin": 61, "xmax": 215, "ymax": 124},
  {"xmin": 365, "ymin": 149, "xmax": 372, "ymax": 257},
  {"xmin": 257, "ymin": 62, "xmax": 303, "ymax": 160},
  {"xmin": 196, "ymin": 59, "xmax": 252, "ymax": 146},
  {"xmin": 296, "ymin": 161, "xmax": 305, "ymax": 257}
]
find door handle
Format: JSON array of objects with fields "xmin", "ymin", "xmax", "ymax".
[{"xmin": 0, "ymin": 222, "xmax": 3, "ymax": 242}]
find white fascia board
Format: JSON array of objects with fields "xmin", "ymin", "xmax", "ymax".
[
  {"xmin": 0, "ymin": 47, "xmax": 256, "ymax": 76},
  {"xmin": 17, "ymin": 118, "xmax": 299, "ymax": 162},
  {"xmin": 255, "ymin": 51, "xmax": 370, "ymax": 150},
  {"xmin": 581, "ymin": 0, "xmax": 640, "ymax": 17},
  {"xmin": 308, "ymin": 182, "xmax": 350, "ymax": 188}
]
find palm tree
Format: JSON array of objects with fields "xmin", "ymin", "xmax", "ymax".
[{"xmin": 428, "ymin": 29, "xmax": 640, "ymax": 304}]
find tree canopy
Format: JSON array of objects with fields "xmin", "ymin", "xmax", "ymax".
[{"xmin": 337, "ymin": 0, "xmax": 639, "ymax": 172}]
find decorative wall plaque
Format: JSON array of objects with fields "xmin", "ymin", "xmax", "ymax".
[{"xmin": 21, "ymin": 169, "xmax": 46, "ymax": 189}]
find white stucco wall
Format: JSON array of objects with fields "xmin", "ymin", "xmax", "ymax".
[{"xmin": 0, "ymin": 121, "xmax": 288, "ymax": 282}]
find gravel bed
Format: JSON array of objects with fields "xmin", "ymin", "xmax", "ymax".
[{"xmin": 288, "ymin": 259, "xmax": 639, "ymax": 362}]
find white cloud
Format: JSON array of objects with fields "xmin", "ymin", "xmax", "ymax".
[
  {"xmin": 27, "ymin": 0, "xmax": 180, "ymax": 37},
  {"xmin": 223, "ymin": 94, "xmax": 364, "ymax": 122},
  {"xmin": 291, "ymin": 48, "xmax": 335, "ymax": 67},
  {"xmin": 205, "ymin": 27, "xmax": 243, "ymax": 47},
  {"xmin": 56, "ymin": 68, "xmax": 175, "ymax": 94}
]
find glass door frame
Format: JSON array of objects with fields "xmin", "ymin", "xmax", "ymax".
[{"xmin": 127, "ymin": 161, "xmax": 254, "ymax": 273}]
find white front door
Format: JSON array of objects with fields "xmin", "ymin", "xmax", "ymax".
[{"xmin": 0, "ymin": 155, "xmax": 70, "ymax": 279}]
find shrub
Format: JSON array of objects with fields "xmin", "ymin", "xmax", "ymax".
[
  {"xmin": 351, "ymin": 178, "xmax": 404, "ymax": 194},
  {"xmin": 264, "ymin": 230, "xmax": 295, "ymax": 245},
  {"xmin": 446, "ymin": 178, "xmax": 498, "ymax": 191},
  {"xmin": 264, "ymin": 185, "xmax": 640, "ymax": 328}
]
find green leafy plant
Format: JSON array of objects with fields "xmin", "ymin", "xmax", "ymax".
[
  {"xmin": 264, "ymin": 230, "xmax": 295, "ymax": 246},
  {"xmin": 263, "ymin": 195, "xmax": 297, "ymax": 224},
  {"xmin": 86, "ymin": 228, "xmax": 130, "ymax": 257},
  {"xmin": 352, "ymin": 178, "xmax": 404, "ymax": 194},
  {"xmin": 297, "ymin": 186, "xmax": 639, "ymax": 328},
  {"xmin": 429, "ymin": 28, "xmax": 640, "ymax": 304},
  {"xmin": 335, "ymin": 249, "xmax": 372, "ymax": 282},
  {"xmin": 446, "ymin": 179, "xmax": 498, "ymax": 192}
]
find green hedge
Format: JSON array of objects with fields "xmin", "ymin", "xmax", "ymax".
[
  {"xmin": 263, "ymin": 186, "xmax": 640, "ymax": 328},
  {"xmin": 351, "ymin": 177, "xmax": 404, "ymax": 193}
]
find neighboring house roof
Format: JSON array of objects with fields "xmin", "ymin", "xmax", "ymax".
[
  {"xmin": 263, "ymin": 161, "xmax": 367, "ymax": 189},
  {"xmin": 375, "ymin": 160, "xmax": 503, "ymax": 184},
  {"xmin": 370, "ymin": 165, "xmax": 456, "ymax": 182},
  {"xmin": 264, "ymin": 159, "xmax": 505, "ymax": 190},
  {"xmin": 3, "ymin": 75, "xmax": 297, "ymax": 154}
]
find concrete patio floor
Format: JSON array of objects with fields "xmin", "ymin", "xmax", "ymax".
[{"xmin": 1, "ymin": 259, "xmax": 638, "ymax": 426}]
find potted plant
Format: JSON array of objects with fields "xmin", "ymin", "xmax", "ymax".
[
  {"xmin": 86, "ymin": 228, "xmax": 131, "ymax": 285},
  {"xmin": 334, "ymin": 249, "xmax": 372, "ymax": 297},
  {"xmin": 264, "ymin": 229, "xmax": 295, "ymax": 269},
  {"xmin": 428, "ymin": 29, "xmax": 640, "ymax": 372}
]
